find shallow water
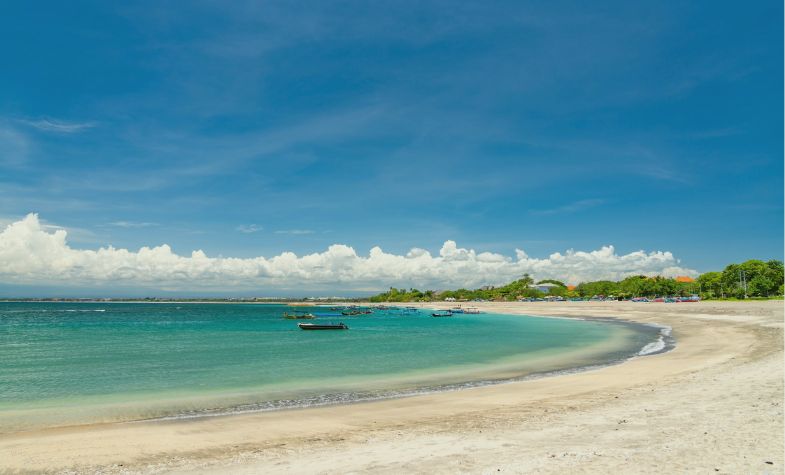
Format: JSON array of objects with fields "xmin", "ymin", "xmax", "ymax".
[{"xmin": 0, "ymin": 302, "xmax": 661, "ymax": 431}]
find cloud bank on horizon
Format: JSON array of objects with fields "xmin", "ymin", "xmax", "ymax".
[{"xmin": 0, "ymin": 214, "xmax": 697, "ymax": 292}]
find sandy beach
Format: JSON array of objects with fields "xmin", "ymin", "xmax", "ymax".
[{"xmin": 0, "ymin": 300, "xmax": 782, "ymax": 474}]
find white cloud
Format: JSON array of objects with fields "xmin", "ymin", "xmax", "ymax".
[
  {"xmin": 236, "ymin": 224, "xmax": 263, "ymax": 233},
  {"xmin": 0, "ymin": 214, "xmax": 698, "ymax": 291},
  {"xmin": 0, "ymin": 214, "xmax": 99, "ymax": 245},
  {"xmin": 17, "ymin": 118, "xmax": 96, "ymax": 133},
  {"xmin": 530, "ymin": 198, "xmax": 606, "ymax": 216}
]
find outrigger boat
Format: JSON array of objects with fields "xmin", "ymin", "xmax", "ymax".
[
  {"xmin": 341, "ymin": 309, "xmax": 372, "ymax": 316},
  {"xmin": 298, "ymin": 322, "xmax": 349, "ymax": 330},
  {"xmin": 431, "ymin": 310, "xmax": 453, "ymax": 317},
  {"xmin": 283, "ymin": 311, "xmax": 315, "ymax": 320}
]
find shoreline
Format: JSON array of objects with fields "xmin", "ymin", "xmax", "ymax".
[
  {"xmin": 0, "ymin": 301, "xmax": 781, "ymax": 473},
  {"xmin": 129, "ymin": 316, "xmax": 670, "ymax": 426},
  {"xmin": 0, "ymin": 309, "xmax": 661, "ymax": 434}
]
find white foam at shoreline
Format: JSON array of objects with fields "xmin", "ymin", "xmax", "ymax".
[
  {"xmin": 637, "ymin": 324, "xmax": 672, "ymax": 356},
  {"xmin": 136, "ymin": 335, "xmax": 676, "ymax": 425}
]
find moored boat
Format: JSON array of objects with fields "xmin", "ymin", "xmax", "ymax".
[
  {"xmin": 341, "ymin": 309, "xmax": 372, "ymax": 315},
  {"xmin": 298, "ymin": 322, "xmax": 349, "ymax": 330},
  {"xmin": 431, "ymin": 310, "xmax": 453, "ymax": 317},
  {"xmin": 463, "ymin": 307, "xmax": 481, "ymax": 314},
  {"xmin": 283, "ymin": 311, "xmax": 315, "ymax": 319}
]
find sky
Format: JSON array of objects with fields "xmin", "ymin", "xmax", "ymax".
[{"xmin": 0, "ymin": 1, "xmax": 782, "ymax": 296}]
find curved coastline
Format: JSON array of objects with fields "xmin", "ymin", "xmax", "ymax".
[
  {"xmin": 0, "ymin": 300, "xmax": 781, "ymax": 474},
  {"xmin": 0, "ymin": 308, "xmax": 667, "ymax": 432},
  {"xmin": 132, "ymin": 312, "xmax": 674, "ymax": 424}
]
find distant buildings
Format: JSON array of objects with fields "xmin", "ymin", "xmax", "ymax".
[{"xmin": 675, "ymin": 276, "xmax": 695, "ymax": 283}]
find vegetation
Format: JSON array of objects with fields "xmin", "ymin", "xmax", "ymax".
[
  {"xmin": 368, "ymin": 288, "xmax": 435, "ymax": 302},
  {"xmin": 575, "ymin": 275, "xmax": 693, "ymax": 299},
  {"xmin": 696, "ymin": 259, "xmax": 783, "ymax": 299},
  {"xmin": 369, "ymin": 274, "xmax": 543, "ymax": 302},
  {"xmin": 367, "ymin": 259, "xmax": 784, "ymax": 302}
]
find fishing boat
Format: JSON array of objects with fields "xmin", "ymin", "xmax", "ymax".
[
  {"xmin": 463, "ymin": 307, "xmax": 481, "ymax": 314},
  {"xmin": 341, "ymin": 309, "xmax": 373, "ymax": 316},
  {"xmin": 283, "ymin": 311, "xmax": 315, "ymax": 319},
  {"xmin": 450, "ymin": 306, "xmax": 465, "ymax": 314},
  {"xmin": 298, "ymin": 322, "xmax": 349, "ymax": 330},
  {"xmin": 431, "ymin": 310, "xmax": 453, "ymax": 317}
]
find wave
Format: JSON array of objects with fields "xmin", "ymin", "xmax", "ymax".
[
  {"xmin": 637, "ymin": 324, "xmax": 673, "ymax": 356},
  {"xmin": 0, "ymin": 308, "xmax": 107, "ymax": 315}
]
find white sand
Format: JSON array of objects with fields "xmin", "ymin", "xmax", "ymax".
[{"xmin": 0, "ymin": 300, "xmax": 782, "ymax": 474}]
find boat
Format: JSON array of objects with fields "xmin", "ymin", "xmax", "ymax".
[
  {"xmin": 283, "ymin": 311, "xmax": 315, "ymax": 319},
  {"xmin": 463, "ymin": 307, "xmax": 481, "ymax": 314},
  {"xmin": 450, "ymin": 307, "xmax": 465, "ymax": 314},
  {"xmin": 341, "ymin": 309, "xmax": 365, "ymax": 316},
  {"xmin": 341, "ymin": 309, "xmax": 372, "ymax": 316},
  {"xmin": 298, "ymin": 322, "xmax": 349, "ymax": 330},
  {"xmin": 431, "ymin": 310, "xmax": 453, "ymax": 317}
]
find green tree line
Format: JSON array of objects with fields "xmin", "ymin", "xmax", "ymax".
[
  {"xmin": 695, "ymin": 259, "xmax": 783, "ymax": 299},
  {"xmin": 367, "ymin": 259, "xmax": 784, "ymax": 302}
]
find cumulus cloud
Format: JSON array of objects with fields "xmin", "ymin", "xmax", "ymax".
[{"xmin": 0, "ymin": 214, "xmax": 697, "ymax": 291}]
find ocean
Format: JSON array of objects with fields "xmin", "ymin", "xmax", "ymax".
[{"xmin": 0, "ymin": 302, "xmax": 663, "ymax": 432}]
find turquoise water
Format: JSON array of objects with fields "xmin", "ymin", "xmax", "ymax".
[{"xmin": 0, "ymin": 302, "xmax": 660, "ymax": 431}]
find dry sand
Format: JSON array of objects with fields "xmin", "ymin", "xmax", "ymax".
[{"xmin": 0, "ymin": 300, "xmax": 782, "ymax": 474}]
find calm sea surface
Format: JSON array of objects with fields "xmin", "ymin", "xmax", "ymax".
[{"xmin": 0, "ymin": 302, "xmax": 660, "ymax": 431}]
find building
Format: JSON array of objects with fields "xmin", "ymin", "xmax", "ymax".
[
  {"xmin": 529, "ymin": 283, "xmax": 561, "ymax": 293},
  {"xmin": 675, "ymin": 276, "xmax": 695, "ymax": 283}
]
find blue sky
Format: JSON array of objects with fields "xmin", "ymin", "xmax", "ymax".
[{"xmin": 0, "ymin": 1, "xmax": 782, "ymax": 294}]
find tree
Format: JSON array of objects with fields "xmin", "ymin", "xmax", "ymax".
[
  {"xmin": 765, "ymin": 260, "xmax": 784, "ymax": 296},
  {"xmin": 548, "ymin": 285, "xmax": 567, "ymax": 297},
  {"xmin": 618, "ymin": 276, "xmax": 648, "ymax": 297},
  {"xmin": 697, "ymin": 271, "xmax": 723, "ymax": 298},
  {"xmin": 748, "ymin": 275, "xmax": 776, "ymax": 297},
  {"xmin": 722, "ymin": 260, "xmax": 783, "ymax": 297},
  {"xmin": 367, "ymin": 259, "xmax": 784, "ymax": 303},
  {"xmin": 537, "ymin": 279, "xmax": 566, "ymax": 287},
  {"xmin": 576, "ymin": 280, "xmax": 619, "ymax": 297}
]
